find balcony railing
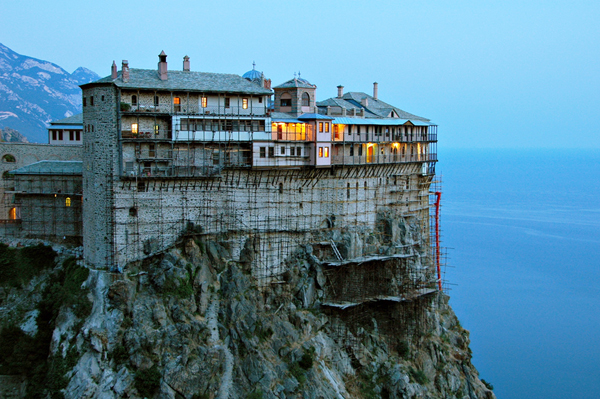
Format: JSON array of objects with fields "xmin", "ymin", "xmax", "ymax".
[
  {"xmin": 123, "ymin": 105, "xmax": 269, "ymax": 116},
  {"xmin": 331, "ymin": 153, "xmax": 437, "ymax": 166}
]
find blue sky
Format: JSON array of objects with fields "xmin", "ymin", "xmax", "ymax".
[{"xmin": 2, "ymin": 0, "xmax": 599, "ymax": 149}]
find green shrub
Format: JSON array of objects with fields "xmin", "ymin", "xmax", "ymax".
[
  {"xmin": 397, "ymin": 340, "xmax": 410, "ymax": 359},
  {"xmin": 0, "ymin": 243, "xmax": 57, "ymax": 287},
  {"xmin": 299, "ymin": 347, "xmax": 315, "ymax": 370},
  {"xmin": 409, "ymin": 367, "xmax": 429, "ymax": 385},
  {"xmin": 247, "ymin": 390, "xmax": 264, "ymax": 399},
  {"xmin": 135, "ymin": 365, "xmax": 161, "ymax": 397},
  {"xmin": 481, "ymin": 379, "xmax": 494, "ymax": 390}
]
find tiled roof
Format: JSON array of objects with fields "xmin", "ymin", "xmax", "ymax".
[
  {"xmin": 318, "ymin": 92, "xmax": 429, "ymax": 121},
  {"xmin": 85, "ymin": 69, "xmax": 272, "ymax": 95},
  {"xmin": 50, "ymin": 113, "xmax": 83, "ymax": 125},
  {"xmin": 274, "ymin": 77, "xmax": 316, "ymax": 89},
  {"xmin": 9, "ymin": 161, "xmax": 82, "ymax": 176}
]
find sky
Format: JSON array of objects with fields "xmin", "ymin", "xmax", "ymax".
[{"xmin": 2, "ymin": 0, "xmax": 599, "ymax": 149}]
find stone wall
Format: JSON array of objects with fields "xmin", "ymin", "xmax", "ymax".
[{"xmin": 107, "ymin": 163, "xmax": 432, "ymax": 278}]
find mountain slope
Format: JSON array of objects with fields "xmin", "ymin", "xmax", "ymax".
[{"xmin": 0, "ymin": 43, "xmax": 100, "ymax": 143}]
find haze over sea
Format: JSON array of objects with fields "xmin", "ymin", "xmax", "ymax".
[{"xmin": 440, "ymin": 148, "xmax": 600, "ymax": 399}]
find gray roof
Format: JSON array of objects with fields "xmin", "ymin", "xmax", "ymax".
[
  {"xmin": 85, "ymin": 69, "xmax": 272, "ymax": 95},
  {"xmin": 317, "ymin": 92, "xmax": 429, "ymax": 122},
  {"xmin": 274, "ymin": 77, "xmax": 316, "ymax": 89},
  {"xmin": 50, "ymin": 113, "xmax": 83, "ymax": 126},
  {"xmin": 10, "ymin": 161, "xmax": 82, "ymax": 176}
]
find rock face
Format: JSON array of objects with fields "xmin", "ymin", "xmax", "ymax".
[
  {"xmin": 0, "ymin": 43, "xmax": 99, "ymax": 143},
  {"xmin": 1, "ymin": 232, "xmax": 495, "ymax": 398},
  {"xmin": 0, "ymin": 127, "xmax": 28, "ymax": 143}
]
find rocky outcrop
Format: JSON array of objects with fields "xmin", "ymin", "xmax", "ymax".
[{"xmin": 0, "ymin": 232, "xmax": 495, "ymax": 398}]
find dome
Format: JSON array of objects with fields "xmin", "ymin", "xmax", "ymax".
[
  {"xmin": 243, "ymin": 69, "xmax": 262, "ymax": 81},
  {"xmin": 243, "ymin": 62, "xmax": 263, "ymax": 81}
]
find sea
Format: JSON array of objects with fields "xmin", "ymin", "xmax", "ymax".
[{"xmin": 439, "ymin": 149, "xmax": 600, "ymax": 399}]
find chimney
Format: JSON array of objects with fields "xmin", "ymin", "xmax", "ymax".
[
  {"xmin": 373, "ymin": 82, "xmax": 378, "ymax": 100},
  {"xmin": 111, "ymin": 61, "xmax": 117, "ymax": 79},
  {"xmin": 337, "ymin": 85, "xmax": 344, "ymax": 98},
  {"xmin": 122, "ymin": 60, "xmax": 129, "ymax": 83},
  {"xmin": 361, "ymin": 97, "xmax": 369, "ymax": 107},
  {"xmin": 158, "ymin": 50, "xmax": 168, "ymax": 81},
  {"xmin": 264, "ymin": 78, "xmax": 272, "ymax": 90},
  {"xmin": 183, "ymin": 55, "xmax": 190, "ymax": 71}
]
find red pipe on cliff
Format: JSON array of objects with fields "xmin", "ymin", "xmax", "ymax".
[{"xmin": 435, "ymin": 191, "xmax": 442, "ymax": 291}]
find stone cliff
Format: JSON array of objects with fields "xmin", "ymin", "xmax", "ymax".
[{"xmin": 0, "ymin": 230, "xmax": 495, "ymax": 398}]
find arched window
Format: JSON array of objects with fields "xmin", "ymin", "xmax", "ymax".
[
  {"xmin": 65, "ymin": 197, "xmax": 71, "ymax": 207},
  {"xmin": 302, "ymin": 92, "xmax": 310, "ymax": 107},
  {"xmin": 9, "ymin": 207, "xmax": 17, "ymax": 220},
  {"xmin": 2, "ymin": 154, "xmax": 16, "ymax": 163}
]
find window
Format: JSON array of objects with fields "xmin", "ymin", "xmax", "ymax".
[
  {"xmin": 90, "ymin": 96, "xmax": 94, "ymax": 106},
  {"xmin": 201, "ymin": 97, "xmax": 207, "ymax": 108},
  {"xmin": 129, "ymin": 207, "xmax": 137, "ymax": 217},
  {"xmin": 131, "ymin": 95, "xmax": 137, "ymax": 107},
  {"xmin": 174, "ymin": 97, "xmax": 181, "ymax": 112},
  {"xmin": 324, "ymin": 147, "xmax": 329, "ymax": 158},
  {"xmin": 9, "ymin": 207, "xmax": 17, "ymax": 220},
  {"xmin": 290, "ymin": 147, "xmax": 295, "ymax": 156},
  {"xmin": 297, "ymin": 147, "xmax": 301, "ymax": 156},
  {"xmin": 319, "ymin": 147, "xmax": 323, "ymax": 157},
  {"xmin": 268, "ymin": 147, "xmax": 274, "ymax": 158},
  {"xmin": 280, "ymin": 93, "xmax": 292, "ymax": 107},
  {"xmin": 132, "ymin": 123, "xmax": 138, "ymax": 134},
  {"xmin": 302, "ymin": 92, "xmax": 310, "ymax": 106},
  {"xmin": 58, "ymin": 131, "xmax": 63, "ymax": 140},
  {"xmin": 65, "ymin": 197, "xmax": 71, "ymax": 207},
  {"xmin": 260, "ymin": 147, "xmax": 266, "ymax": 158},
  {"xmin": 319, "ymin": 122, "xmax": 323, "ymax": 133},
  {"xmin": 325, "ymin": 123, "xmax": 329, "ymax": 133},
  {"xmin": 2, "ymin": 154, "xmax": 16, "ymax": 163},
  {"xmin": 149, "ymin": 144, "xmax": 155, "ymax": 157},
  {"xmin": 281, "ymin": 146, "xmax": 285, "ymax": 155},
  {"xmin": 258, "ymin": 97, "xmax": 263, "ymax": 104},
  {"xmin": 350, "ymin": 146, "xmax": 354, "ymax": 156},
  {"xmin": 213, "ymin": 151, "xmax": 219, "ymax": 165},
  {"xmin": 224, "ymin": 98, "xmax": 230, "ymax": 108},
  {"xmin": 358, "ymin": 145, "xmax": 363, "ymax": 156},
  {"xmin": 83, "ymin": 97, "xmax": 87, "ymax": 107},
  {"xmin": 242, "ymin": 98, "xmax": 248, "ymax": 109},
  {"xmin": 101, "ymin": 95, "xmax": 105, "ymax": 101},
  {"xmin": 52, "ymin": 131, "xmax": 57, "ymax": 141},
  {"xmin": 154, "ymin": 96, "xmax": 159, "ymax": 107},
  {"xmin": 154, "ymin": 124, "xmax": 160, "ymax": 135}
]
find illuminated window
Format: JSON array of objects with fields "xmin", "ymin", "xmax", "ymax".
[
  {"xmin": 325, "ymin": 123, "xmax": 329, "ymax": 133},
  {"xmin": 324, "ymin": 147, "xmax": 329, "ymax": 158},
  {"xmin": 154, "ymin": 124, "xmax": 160, "ymax": 135},
  {"xmin": 65, "ymin": 197, "xmax": 71, "ymax": 207},
  {"xmin": 132, "ymin": 123, "xmax": 138, "ymax": 134},
  {"xmin": 242, "ymin": 98, "xmax": 248, "ymax": 109},
  {"xmin": 201, "ymin": 97, "xmax": 207, "ymax": 108},
  {"xmin": 319, "ymin": 122, "xmax": 323, "ymax": 133},
  {"xmin": 9, "ymin": 207, "xmax": 17, "ymax": 220},
  {"xmin": 319, "ymin": 147, "xmax": 323, "ymax": 157},
  {"xmin": 174, "ymin": 97, "xmax": 181, "ymax": 112}
]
